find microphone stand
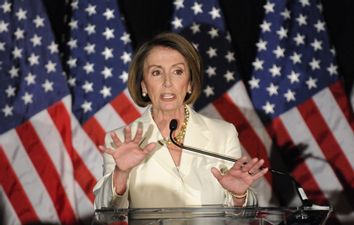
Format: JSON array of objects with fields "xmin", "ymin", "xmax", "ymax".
[{"xmin": 169, "ymin": 119, "xmax": 312, "ymax": 207}]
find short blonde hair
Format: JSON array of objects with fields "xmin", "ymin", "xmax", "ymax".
[{"xmin": 127, "ymin": 32, "xmax": 203, "ymax": 107}]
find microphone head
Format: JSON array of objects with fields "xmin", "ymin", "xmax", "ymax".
[{"xmin": 169, "ymin": 119, "xmax": 178, "ymax": 131}]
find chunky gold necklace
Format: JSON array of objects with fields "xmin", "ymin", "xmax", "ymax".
[{"xmin": 161, "ymin": 105, "xmax": 190, "ymax": 146}]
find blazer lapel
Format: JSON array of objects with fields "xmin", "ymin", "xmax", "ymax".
[
  {"xmin": 139, "ymin": 107, "xmax": 180, "ymax": 177},
  {"xmin": 139, "ymin": 106, "xmax": 212, "ymax": 177},
  {"xmin": 180, "ymin": 106, "xmax": 211, "ymax": 175}
]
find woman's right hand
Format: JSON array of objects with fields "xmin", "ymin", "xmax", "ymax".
[{"xmin": 99, "ymin": 122, "xmax": 156, "ymax": 173}]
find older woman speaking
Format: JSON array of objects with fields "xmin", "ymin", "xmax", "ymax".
[{"xmin": 93, "ymin": 32, "xmax": 268, "ymax": 209}]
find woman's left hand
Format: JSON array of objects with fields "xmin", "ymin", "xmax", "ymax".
[{"xmin": 211, "ymin": 156, "xmax": 268, "ymax": 198}]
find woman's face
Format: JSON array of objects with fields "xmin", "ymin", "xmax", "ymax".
[{"xmin": 141, "ymin": 46, "xmax": 191, "ymax": 112}]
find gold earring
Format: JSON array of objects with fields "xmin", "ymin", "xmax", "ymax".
[{"xmin": 188, "ymin": 90, "xmax": 192, "ymax": 94}]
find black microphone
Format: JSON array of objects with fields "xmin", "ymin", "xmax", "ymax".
[{"xmin": 169, "ymin": 119, "xmax": 312, "ymax": 207}]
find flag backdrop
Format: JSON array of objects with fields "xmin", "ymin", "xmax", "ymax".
[
  {"xmin": 173, "ymin": 0, "xmax": 354, "ymax": 224},
  {"xmin": 1, "ymin": 0, "xmax": 354, "ymax": 225},
  {"xmin": 248, "ymin": 0, "xmax": 354, "ymax": 224},
  {"xmin": 0, "ymin": 0, "xmax": 138, "ymax": 224},
  {"xmin": 0, "ymin": 0, "xmax": 90, "ymax": 224},
  {"xmin": 171, "ymin": 0, "xmax": 276, "ymax": 206}
]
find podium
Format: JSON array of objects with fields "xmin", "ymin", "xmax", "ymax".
[{"xmin": 93, "ymin": 205, "xmax": 332, "ymax": 225}]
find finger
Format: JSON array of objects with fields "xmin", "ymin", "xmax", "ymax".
[
  {"xmin": 248, "ymin": 159, "xmax": 265, "ymax": 175},
  {"xmin": 233, "ymin": 156, "xmax": 248, "ymax": 170},
  {"xmin": 124, "ymin": 126, "xmax": 132, "ymax": 143},
  {"xmin": 240, "ymin": 157, "xmax": 258, "ymax": 172},
  {"xmin": 251, "ymin": 167, "xmax": 269, "ymax": 180},
  {"xmin": 98, "ymin": 145, "xmax": 115, "ymax": 155},
  {"xmin": 98, "ymin": 145, "xmax": 105, "ymax": 153},
  {"xmin": 142, "ymin": 143, "xmax": 156, "ymax": 154},
  {"xmin": 133, "ymin": 122, "xmax": 143, "ymax": 144},
  {"xmin": 110, "ymin": 132, "xmax": 122, "ymax": 146},
  {"xmin": 211, "ymin": 167, "xmax": 223, "ymax": 181}
]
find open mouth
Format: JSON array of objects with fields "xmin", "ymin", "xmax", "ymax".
[{"xmin": 160, "ymin": 93, "xmax": 176, "ymax": 100}]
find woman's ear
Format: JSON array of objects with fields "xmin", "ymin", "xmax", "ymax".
[
  {"xmin": 188, "ymin": 82, "xmax": 192, "ymax": 93},
  {"xmin": 141, "ymin": 80, "xmax": 147, "ymax": 93}
]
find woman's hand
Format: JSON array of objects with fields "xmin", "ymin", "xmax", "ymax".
[
  {"xmin": 211, "ymin": 156, "xmax": 268, "ymax": 203},
  {"xmin": 99, "ymin": 122, "xmax": 156, "ymax": 174}
]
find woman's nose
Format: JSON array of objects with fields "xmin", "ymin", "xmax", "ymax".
[{"xmin": 163, "ymin": 74, "xmax": 172, "ymax": 87}]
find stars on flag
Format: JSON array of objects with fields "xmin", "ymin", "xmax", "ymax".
[
  {"xmin": 252, "ymin": 58, "xmax": 264, "ymax": 71},
  {"xmin": 269, "ymin": 64, "xmax": 281, "ymax": 77},
  {"xmin": 33, "ymin": 15, "xmax": 45, "ymax": 27},
  {"xmin": 2, "ymin": 104, "xmax": 13, "ymax": 117},
  {"xmin": 120, "ymin": 32, "xmax": 131, "ymax": 44},
  {"xmin": 103, "ymin": 8, "xmax": 115, "ymax": 20},
  {"xmin": 63, "ymin": 0, "xmax": 133, "ymax": 123},
  {"xmin": 208, "ymin": 7, "xmax": 221, "ymax": 20},
  {"xmin": 15, "ymin": 8, "xmax": 27, "ymax": 20},
  {"xmin": 0, "ymin": 1, "xmax": 67, "ymax": 129},
  {"xmin": 14, "ymin": 27, "xmax": 24, "ymax": 39},
  {"xmin": 263, "ymin": 2, "xmax": 275, "ymax": 13},
  {"xmin": 260, "ymin": 21, "xmax": 271, "ymax": 32},
  {"xmin": 0, "ymin": 1, "xmax": 11, "ymax": 13},
  {"xmin": 273, "ymin": 46, "xmax": 285, "ymax": 58},
  {"xmin": 172, "ymin": 0, "xmax": 241, "ymax": 110},
  {"xmin": 5, "ymin": 85, "xmax": 16, "ymax": 97},
  {"xmin": 191, "ymin": 2, "xmax": 203, "ymax": 14},
  {"xmin": 174, "ymin": 0, "xmax": 184, "ymax": 10},
  {"xmin": 256, "ymin": 39, "xmax": 267, "ymax": 51},
  {"xmin": 250, "ymin": 0, "xmax": 339, "ymax": 117},
  {"xmin": 48, "ymin": 41, "xmax": 59, "ymax": 54},
  {"xmin": 102, "ymin": 27, "xmax": 114, "ymax": 40},
  {"xmin": 249, "ymin": 77, "xmax": 260, "ymax": 89}
]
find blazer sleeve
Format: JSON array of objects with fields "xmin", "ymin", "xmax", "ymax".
[{"xmin": 93, "ymin": 131, "xmax": 130, "ymax": 209}]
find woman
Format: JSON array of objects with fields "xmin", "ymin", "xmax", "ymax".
[{"xmin": 93, "ymin": 32, "xmax": 268, "ymax": 209}]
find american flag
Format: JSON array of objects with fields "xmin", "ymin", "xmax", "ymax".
[
  {"xmin": 171, "ymin": 0, "xmax": 275, "ymax": 207},
  {"xmin": 249, "ymin": 0, "xmax": 354, "ymax": 224},
  {"xmin": 0, "ymin": 0, "xmax": 136, "ymax": 224},
  {"xmin": 1, "ymin": 0, "xmax": 353, "ymax": 224},
  {"xmin": 173, "ymin": 0, "xmax": 354, "ymax": 224},
  {"xmin": 0, "ymin": 0, "xmax": 89, "ymax": 224},
  {"xmin": 62, "ymin": 0, "xmax": 136, "ymax": 222}
]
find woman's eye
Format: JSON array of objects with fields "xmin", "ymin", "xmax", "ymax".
[
  {"xmin": 152, "ymin": 70, "xmax": 161, "ymax": 76},
  {"xmin": 174, "ymin": 69, "xmax": 183, "ymax": 75}
]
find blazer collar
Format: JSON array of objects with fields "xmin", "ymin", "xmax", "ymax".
[
  {"xmin": 139, "ymin": 105, "xmax": 211, "ymax": 176},
  {"xmin": 138, "ymin": 106, "xmax": 176, "ymax": 175},
  {"xmin": 139, "ymin": 105, "xmax": 211, "ymax": 149},
  {"xmin": 183, "ymin": 105, "xmax": 210, "ymax": 150},
  {"xmin": 181, "ymin": 105, "xmax": 211, "ymax": 174}
]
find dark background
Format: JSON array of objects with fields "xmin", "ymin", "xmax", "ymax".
[{"xmin": 43, "ymin": 0, "xmax": 354, "ymax": 95}]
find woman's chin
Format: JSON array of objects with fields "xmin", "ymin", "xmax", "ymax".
[{"xmin": 155, "ymin": 102, "xmax": 183, "ymax": 112}]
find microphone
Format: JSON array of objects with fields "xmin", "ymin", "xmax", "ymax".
[{"xmin": 169, "ymin": 119, "xmax": 312, "ymax": 207}]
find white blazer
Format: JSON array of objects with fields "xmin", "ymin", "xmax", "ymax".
[{"xmin": 93, "ymin": 105, "xmax": 257, "ymax": 209}]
